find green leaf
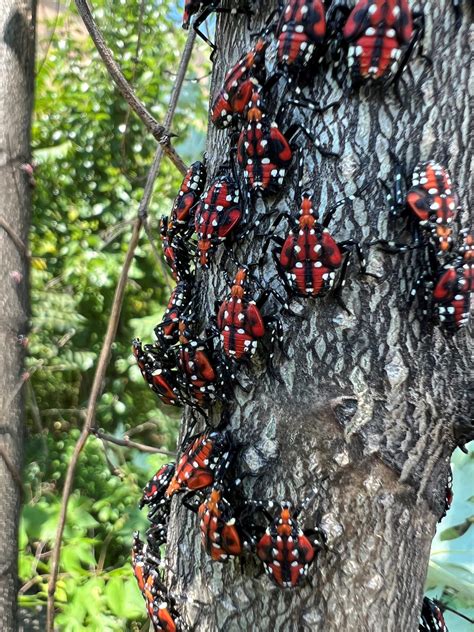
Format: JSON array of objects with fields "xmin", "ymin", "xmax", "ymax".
[{"xmin": 440, "ymin": 519, "xmax": 473, "ymax": 541}]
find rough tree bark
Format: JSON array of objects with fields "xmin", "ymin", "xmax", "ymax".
[
  {"xmin": 0, "ymin": 1, "xmax": 35, "ymax": 629},
  {"xmin": 167, "ymin": 1, "xmax": 472, "ymax": 630}
]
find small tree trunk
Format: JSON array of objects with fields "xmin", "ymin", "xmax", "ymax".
[
  {"xmin": 0, "ymin": 1, "xmax": 35, "ymax": 629},
  {"xmin": 168, "ymin": 1, "xmax": 472, "ymax": 630}
]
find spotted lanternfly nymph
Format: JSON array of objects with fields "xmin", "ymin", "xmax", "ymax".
[
  {"xmin": 256, "ymin": 500, "xmax": 326, "ymax": 588},
  {"xmin": 342, "ymin": 0, "xmax": 416, "ymax": 84},
  {"xmin": 419, "ymin": 596, "xmax": 448, "ymax": 632},
  {"xmin": 276, "ymin": 0, "xmax": 327, "ymax": 72},
  {"xmin": 132, "ymin": 339, "xmax": 182, "ymax": 407},
  {"xmin": 154, "ymin": 279, "xmax": 195, "ymax": 347},
  {"xmin": 198, "ymin": 485, "xmax": 244, "ymax": 562},
  {"xmin": 140, "ymin": 463, "xmax": 175, "ymax": 514},
  {"xmin": 165, "ymin": 160, "xmax": 207, "ymax": 240},
  {"xmin": 194, "ymin": 171, "xmax": 243, "ymax": 267},
  {"xmin": 433, "ymin": 232, "xmax": 473, "ymax": 332},
  {"xmin": 166, "ymin": 430, "xmax": 231, "ymax": 498},
  {"xmin": 217, "ymin": 268, "xmax": 265, "ymax": 361},
  {"xmin": 143, "ymin": 568, "xmax": 180, "ymax": 632},
  {"xmin": 177, "ymin": 318, "xmax": 221, "ymax": 406},
  {"xmin": 439, "ymin": 466, "xmax": 453, "ymax": 522},
  {"xmin": 407, "ymin": 162, "xmax": 459, "ymax": 256},
  {"xmin": 237, "ymin": 89, "xmax": 293, "ymax": 194},
  {"xmin": 211, "ymin": 38, "xmax": 268, "ymax": 128}
]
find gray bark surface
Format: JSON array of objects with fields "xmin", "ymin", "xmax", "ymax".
[
  {"xmin": 167, "ymin": 1, "xmax": 472, "ymax": 630},
  {"xmin": 0, "ymin": 1, "xmax": 35, "ymax": 629}
]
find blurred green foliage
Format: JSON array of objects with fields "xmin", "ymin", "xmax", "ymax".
[
  {"xmin": 426, "ymin": 446, "xmax": 474, "ymax": 631},
  {"xmin": 20, "ymin": 0, "xmax": 209, "ymax": 628}
]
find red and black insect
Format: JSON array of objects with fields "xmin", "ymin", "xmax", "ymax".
[
  {"xmin": 132, "ymin": 532, "xmax": 151, "ymax": 594},
  {"xmin": 432, "ymin": 232, "xmax": 473, "ymax": 332},
  {"xmin": 132, "ymin": 338, "xmax": 182, "ymax": 406},
  {"xmin": 165, "ymin": 160, "xmax": 207, "ymax": 240},
  {"xmin": 342, "ymin": 0, "xmax": 417, "ymax": 84},
  {"xmin": 140, "ymin": 463, "xmax": 175, "ymax": 517},
  {"xmin": 177, "ymin": 318, "xmax": 222, "ymax": 406},
  {"xmin": 262, "ymin": 163, "xmax": 370, "ymax": 304},
  {"xmin": 439, "ymin": 466, "xmax": 453, "ymax": 523},
  {"xmin": 193, "ymin": 170, "xmax": 243, "ymax": 267},
  {"xmin": 255, "ymin": 499, "xmax": 326, "ymax": 588},
  {"xmin": 275, "ymin": 0, "xmax": 327, "ymax": 72},
  {"xmin": 143, "ymin": 568, "xmax": 180, "ymax": 632},
  {"xmin": 419, "ymin": 597, "xmax": 448, "ymax": 632},
  {"xmin": 237, "ymin": 89, "xmax": 293, "ymax": 195},
  {"xmin": 237, "ymin": 88, "xmax": 338, "ymax": 195},
  {"xmin": 160, "ymin": 222, "xmax": 194, "ymax": 282},
  {"xmin": 166, "ymin": 430, "xmax": 231, "ymax": 498},
  {"xmin": 183, "ymin": 1, "xmax": 251, "ymax": 54},
  {"xmin": 216, "ymin": 267, "xmax": 287, "ymax": 373},
  {"xmin": 154, "ymin": 279, "xmax": 195, "ymax": 347},
  {"xmin": 211, "ymin": 38, "xmax": 268, "ymax": 129},
  {"xmin": 375, "ymin": 159, "xmax": 459, "ymax": 258},
  {"xmin": 407, "ymin": 162, "xmax": 459, "ymax": 256},
  {"xmin": 198, "ymin": 484, "xmax": 244, "ymax": 562}
]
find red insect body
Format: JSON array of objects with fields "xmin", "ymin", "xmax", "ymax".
[
  {"xmin": 256, "ymin": 504, "xmax": 319, "ymax": 588},
  {"xmin": 168, "ymin": 161, "xmax": 207, "ymax": 235},
  {"xmin": 343, "ymin": 0, "xmax": 414, "ymax": 82},
  {"xmin": 211, "ymin": 39, "xmax": 267, "ymax": 128},
  {"xmin": 183, "ymin": 0, "xmax": 214, "ymax": 28},
  {"xmin": 132, "ymin": 339, "xmax": 181, "ymax": 406},
  {"xmin": 194, "ymin": 174, "xmax": 242, "ymax": 267},
  {"xmin": 276, "ymin": 0, "xmax": 326, "ymax": 69},
  {"xmin": 217, "ymin": 269, "xmax": 266, "ymax": 360},
  {"xmin": 237, "ymin": 90, "xmax": 293, "ymax": 194},
  {"xmin": 178, "ymin": 322, "xmax": 218, "ymax": 405},
  {"xmin": 159, "ymin": 218, "xmax": 192, "ymax": 281},
  {"xmin": 166, "ymin": 431, "xmax": 229, "ymax": 498},
  {"xmin": 143, "ymin": 570, "xmax": 178, "ymax": 632},
  {"xmin": 131, "ymin": 533, "xmax": 149, "ymax": 593},
  {"xmin": 439, "ymin": 466, "xmax": 453, "ymax": 522},
  {"xmin": 279, "ymin": 195, "xmax": 343, "ymax": 296},
  {"xmin": 343, "ymin": 0, "xmax": 413, "ymax": 42},
  {"xmin": 155, "ymin": 280, "xmax": 193, "ymax": 345},
  {"xmin": 140, "ymin": 463, "xmax": 175, "ymax": 510},
  {"xmin": 198, "ymin": 487, "xmax": 243, "ymax": 561},
  {"xmin": 419, "ymin": 597, "xmax": 448, "ymax": 632},
  {"xmin": 407, "ymin": 162, "xmax": 458, "ymax": 255},
  {"xmin": 433, "ymin": 233, "xmax": 473, "ymax": 331}
]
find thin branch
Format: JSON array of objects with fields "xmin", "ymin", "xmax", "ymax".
[
  {"xmin": 124, "ymin": 420, "xmax": 160, "ymax": 437},
  {"xmin": 46, "ymin": 28, "xmax": 196, "ymax": 631},
  {"xmin": 0, "ymin": 216, "xmax": 30, "ymax": 258},
  {"xmin": 92, "ymin": 429, "xmax": 175, "ymax": 456},
  {"xmin": 0, "ymin": 446, "xmax": 23, "ymax": 493},
  {"xmin": 74, "ymin": 0, "xmax": 188, "ymax": 175}
]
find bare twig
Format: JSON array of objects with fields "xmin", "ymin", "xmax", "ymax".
[
  {"xmin": 0, "ymin": 446, "xmax": 23, "ymax": 493},
  {"xmin": 46, "ymin": 29, "xmax": 196, "ymax": 631},
  {"xmin": 74, "ymin": 0, "xmax": 188, "ymax": 175},
  {"xmin": 120, "ymin": 0, "xmax": 146, "ymax": 169},
  {"xmin": 92, "ymin": 429, "xmax": 175, "ymax": 456},
  {"xmin": 0, "ymin": 216, "xmax": 30, "ymax": 258},
  {"xmin": 124, "ymin": 420, "xmax": 160, "ymax": 437}
]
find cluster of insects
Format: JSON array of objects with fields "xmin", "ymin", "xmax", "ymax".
[
  {"xmin": 129, "ymin": 1, "xmax": 471, "ymax": 630},
  {"xmin": 133, "ymin": 428, "xmax": 328, "ymax": 629}
]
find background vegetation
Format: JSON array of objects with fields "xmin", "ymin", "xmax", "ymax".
[{"xmin": 19, "ymin": 1, "xmax": 472, "ymax": 630}]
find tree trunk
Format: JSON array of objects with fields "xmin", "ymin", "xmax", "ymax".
[
  {"xmin": 0, "ymin": 1, "xmax": 35, "ymax": 629},
  {"xmin": 167, "ymin": 1, "xmax": 472, "ymax": 630}
]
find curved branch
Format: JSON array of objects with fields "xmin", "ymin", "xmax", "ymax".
[
  {"xmin": 74, "ymin": 0, "xmax": 188, "ymax": 175},
  {"xmin": 45, "ymin": 28, "xmax": 197, "ymax": 632}
]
